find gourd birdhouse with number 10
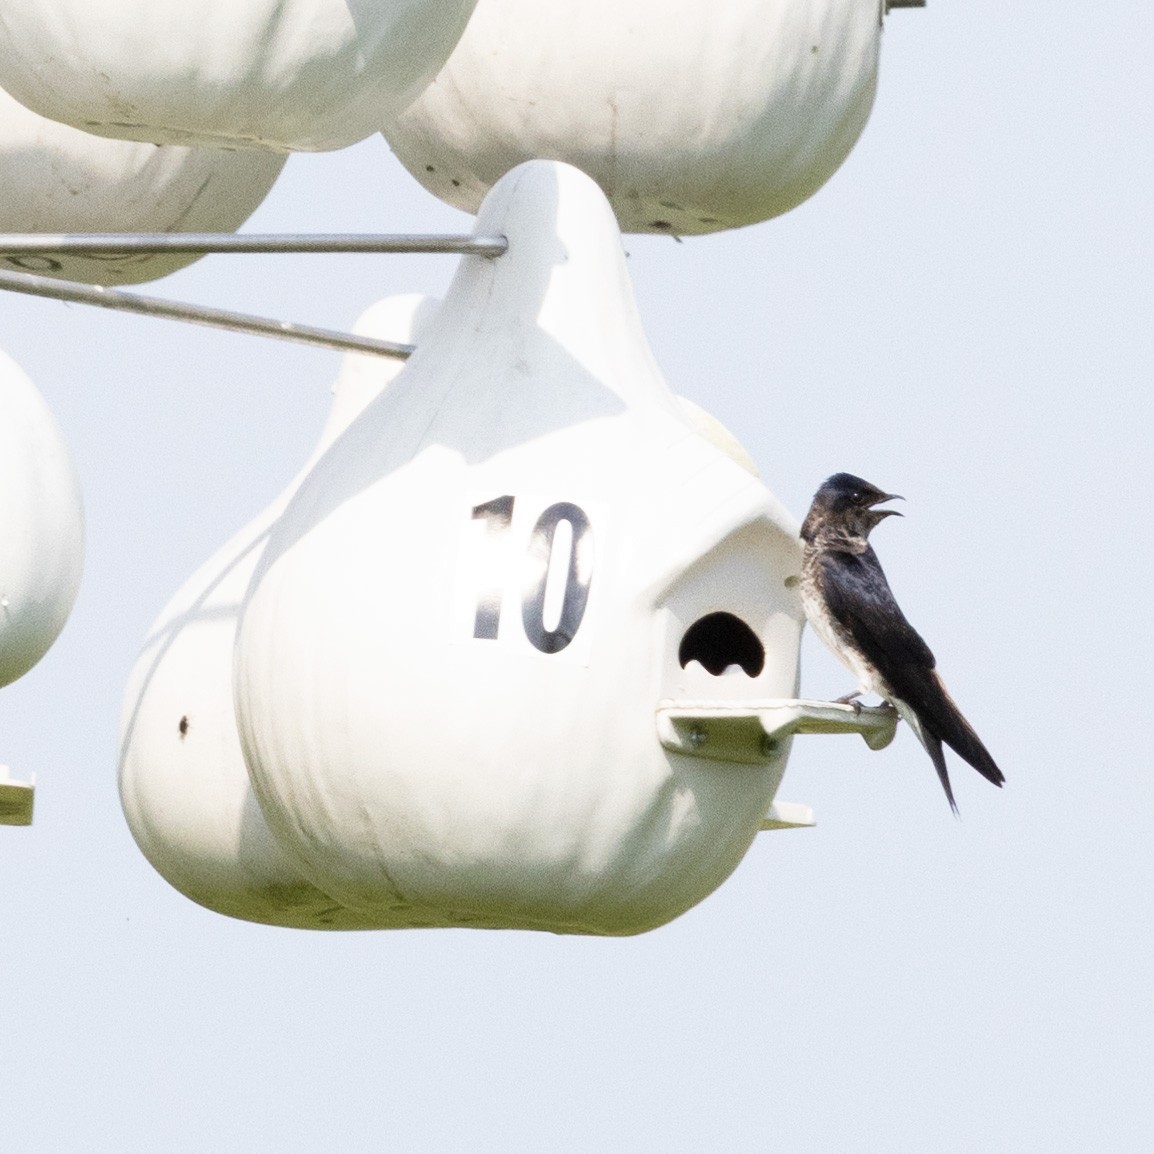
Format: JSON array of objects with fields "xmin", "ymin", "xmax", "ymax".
[{"xmin": 233, "ymin": 161, "xmax": 808, "ymax": 936}]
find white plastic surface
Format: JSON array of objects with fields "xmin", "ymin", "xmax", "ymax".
[
  {"xmin": 383, "ymin": 0, "xmax": 881, "ymax": 234},
  {"xmin": 0, "ymin": 0, "xmax": 477, "ymax": 152},
  {"xmin": 118, "ymin": 296, "xmax": 438, "ymax": 927},
  {"xmin": 0, "ymin": 348, "xmax": 84, "ymax": 688},
  {"xmin": 656, "ymin": 697, "xmax": 898, "ymax": 762},
  {"xmin": 234, "ymin": 161, "xmax": 805, "ymax": 936},
  {"xmin": 0, "ymin": 765, "xmax": 35, "ymax": 826},
  {"xmin": 0, "ymin": 85, "xmax": 284, "ymax": 286},
  {"xmin": 761, "ymin": 801, "xmax": 814, "ymax": 831}
]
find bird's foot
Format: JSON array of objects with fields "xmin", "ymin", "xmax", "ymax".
[{"xmin": 834, "ymin": 692, "xmax": 863, "ymax": 714}]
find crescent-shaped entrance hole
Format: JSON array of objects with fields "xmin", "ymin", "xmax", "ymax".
[{"xmin": 678, "ymin": 612, "xmax": 765, "ymax": 677}]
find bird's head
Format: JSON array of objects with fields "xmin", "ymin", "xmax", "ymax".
[{"xmin": 800, "ymin": 472, "xmax": 903, "ymax": 543}]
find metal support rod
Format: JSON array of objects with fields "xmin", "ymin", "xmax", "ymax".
[
  {"xmin": 0, "ymin": 269, "xmax": 414, "ymax": 359},
  {"xmin": 0, "ymin": 232, "xmax": 508, "ymax": 257}
]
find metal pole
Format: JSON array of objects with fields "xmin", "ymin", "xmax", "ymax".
[
  {"xmin": 0, "ymin": 233, "xmax": 507, "ymax": 257},
  {"xmin": 0, "ymin": 269, "xmax": 415, "ymax": 359}
]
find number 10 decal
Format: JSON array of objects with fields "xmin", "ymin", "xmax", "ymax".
[{"xmin": 470, "ymin": 496, "xmax": 594, "ymax": 653}]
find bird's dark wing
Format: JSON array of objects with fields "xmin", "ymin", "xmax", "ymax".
[
  {"xmin": 819, "ymin": 546, "xmax": 1004, "ymax": 789},
  {"xmin": 817, "ymin": 545, "xmax": 936, "ymax": 675}
]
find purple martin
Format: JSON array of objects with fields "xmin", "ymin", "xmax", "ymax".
[{"xmin": 799, "ymin": 473, "xmax": 1004, "ymax": 813}]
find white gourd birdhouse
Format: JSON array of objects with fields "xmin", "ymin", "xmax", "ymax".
[
  {"xmin": 0, "ymin": 347, "xmax": 84, "ymax": 688},
  {"xmin": 382, "ymin": 0, "xmax": 883, "ymax": 235},
  {"xmin": 0, "ymin": 84, "xmax": 284, "ymax": 286},
  {"xmin": 232, "ymin": 161, "xmax": 807, "ymax": 936},
  {"xmin": 0, "ymin": 0, "xmax": 478, "ymax": 153},
  {"xmin": 119, "ymin": 296, "xmax": 439, "ymax": 926}
]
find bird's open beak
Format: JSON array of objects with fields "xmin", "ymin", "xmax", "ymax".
[{"xmin": 869, "ymin": 493, "xmax": 904, "ymax": 520}]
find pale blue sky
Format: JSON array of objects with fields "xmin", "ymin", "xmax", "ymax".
[{"xmin": 1, "ymin": 4, "xmax": 1151, "ymax": 1150}]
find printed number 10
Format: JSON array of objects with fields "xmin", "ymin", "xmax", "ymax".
[{"xmin": 471, "ymin": 495, "xmax": 594, "ymax": 654}]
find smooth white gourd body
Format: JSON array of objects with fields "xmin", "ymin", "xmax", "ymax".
[
  {"xmin": 0, "ymin": 347, "xmax": 84, "ymax": 687},
  {"xmin": 0, "ymin": 85, "xmax": 284, "ymax": 285},
  {"xmin": 384, "ymin": 0, "xmax": 881, "ymax": 234},
  {"xmin": 119, "ymin": 296, "xmax": 438, "ymax": 927},
  {"xmin": 0, "ymin": 0, "xmax": 478, "ymax": 152}
]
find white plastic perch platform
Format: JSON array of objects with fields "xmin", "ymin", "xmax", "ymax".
[
  {"xmin": 0, "ymin": 765, "xmax": 35, "ymax": 826},
  {"xmin": 656, "ymin": 698, "xmax": 899, "ymax": 831}
]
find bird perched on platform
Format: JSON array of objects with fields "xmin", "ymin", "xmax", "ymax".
[{"xmin": 799, "ymin": 472, "xmax": 1004, "ymax": 813}]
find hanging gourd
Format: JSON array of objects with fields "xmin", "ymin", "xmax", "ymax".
[
  {"xmin": 0, "ymin": 0, "xmax": 478, "ymax": 152},
  {"xmin": 0, "ymin": 346, "xmax": 84, "ymax": 688},
  {"xmin": 232, "ymin": 160, "xmax": 806, "ymax": 936},
  {"xmin": 382, "ymin": 0, "xmax": 884, "ymax": 234},
  {"xmin": 0, "ymin": 85, "xmax": 284, "ymax": 286},
  {"xmin": 118, "ymin": 296, "xmax": 439, "ymax": 927}
]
